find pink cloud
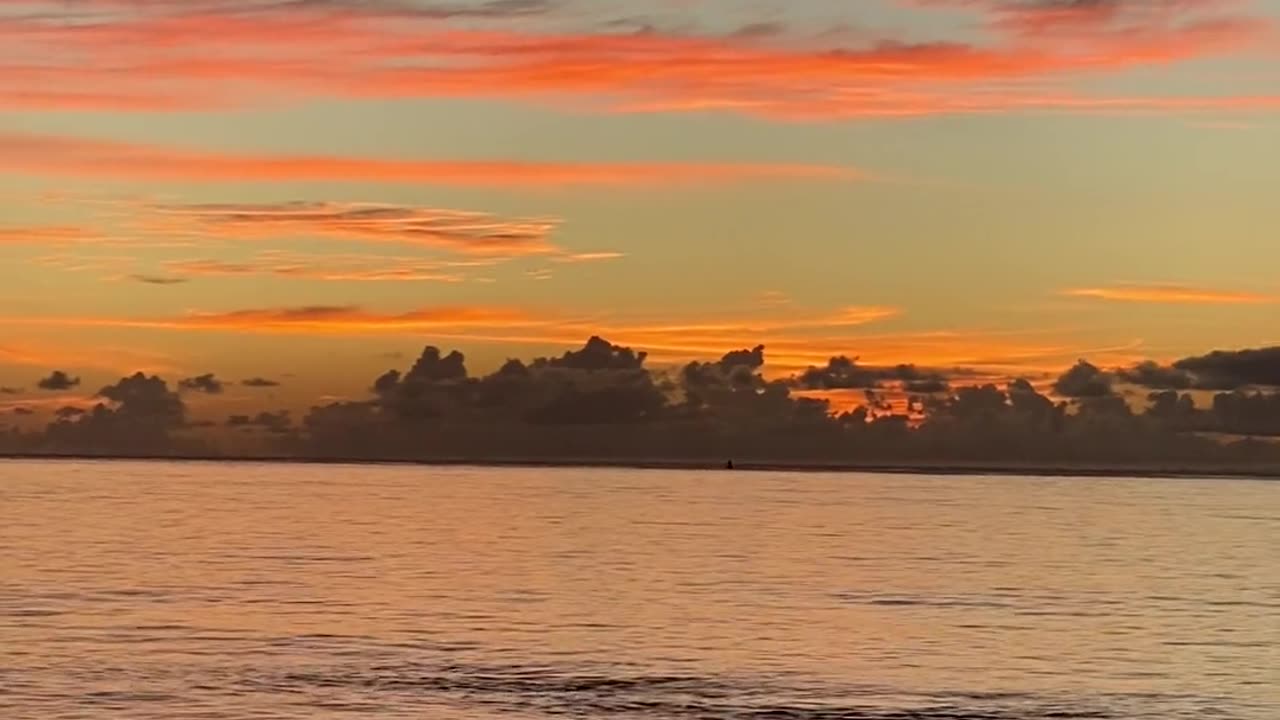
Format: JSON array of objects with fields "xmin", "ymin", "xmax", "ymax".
[
  {"xmin": 0, "ymin": 0, "xmax": 1274, "ymax": 119},
  {"xmin": 0, "ymin": 133, "xmax": 854, "ymax": 185}
]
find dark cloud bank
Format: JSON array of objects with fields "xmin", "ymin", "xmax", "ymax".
[{"xmin": 3, "ymin": 339, "xmax": 1280, "ymax": 471}]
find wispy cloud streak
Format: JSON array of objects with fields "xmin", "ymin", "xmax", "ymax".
[
  {"xmin": 0, "ymin": 302, "xmax": 1145, "ymax": 373},
  {"xmin": 1063, "ymin": 284, "xmax": 1275, "ymax": 304},
  {"xmin": 0, "ymin": 0, "xmax": 1273, "ymax": 119},
  {"xmin": 145, "ymin": 202, "xmax": 561, "ymax": 256},
  {"xmin": 158, "ymin": 253, "xmax": 473, "ymax": 283},
  {"xmin": 0, "ymin": 133, "xmax": 853, "ymax": 185}
]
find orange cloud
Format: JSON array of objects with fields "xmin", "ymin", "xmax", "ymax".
[
  {"xmin": 0, "ymin": 0, "xmax": 1273, "ymax": 120},
  {"xmin": 0, "ymin": 301, "xmax": 1145, "ymax": 379},
  {"xmin": 0, "ymin": 302, "xmax": 895, "ymax": 344},
  {"xmin": 5, "ymin": 305, "xmax": 547, "ymax": 335},
  {"xmin": 550, "ymin": 252, "xmax": 626, "ymax": 264},
  {"xmin": 144, "ymin": 202, "xmax": 561, "ymax": 257},
  {"xmin": 4, "ymin": 201, "xmax": 618, "ymax": 272},
  {"xmin": 1063, "ymin": 285, "xmax": 1275, "ymax": 305},
  {"xmin": 0, "ymin": 133, "xmax": 855, "ymax": 186},
  {"xmin": 0, "ymin": 339, "xmax": 180, "ymax": 374},
  {"xmin": 0, "ymin": 226, "xmax": 106, "ymax": 245}
]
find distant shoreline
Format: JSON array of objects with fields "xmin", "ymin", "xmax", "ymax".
[{"xmin": 0, "ymin": 452, "xmax": 1277, "ymax": 481}]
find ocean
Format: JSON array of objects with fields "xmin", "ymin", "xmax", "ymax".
[{"xmin": 2, "ymin": 460, "xmax": 1277, "ymax": 719}]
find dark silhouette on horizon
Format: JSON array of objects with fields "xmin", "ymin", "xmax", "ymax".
[{"xmin": 3, "ymin": 337, "xmax": 1280, "ymax": 472}]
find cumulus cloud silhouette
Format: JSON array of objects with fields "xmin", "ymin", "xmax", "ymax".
[
  {"xmin": 535, "ymin": 336, "xmax": 649, "ymax": 371},
  {"xmin": 795, "ymin": 357, "xmax": 952, "ymax": 391},
  {"xmin": 97, "ymin": 373, "xmax": 185, "ymax": 423},
  {"xmin": 679, "ymin": 345, "xmax": 770, "ymax": 401},
  {"xmin": 37, "ymin": 371, "xmax": 80, "ymax": 391},
  {"xmin": 1, "ymin": 337, "xmax": 1278, "ymax": 466},
  {"xmin": 719, "ymin": 345, "xmax": 766, "ymax": 371},
  {"xmin": 242, "ymin": 377, "xmax": 281, "ymax": 388},
  {"xmin": 1052, "ymin": 360, "xmax": 1114, "ymax": 398},
  {"xmin": 405, "ymin": 347, "xmax": 469, "ymax": 383},
  {"xmin": 1173, "ymin": 347, "xmax": 1280, "ymax": 389},
  {"xmin": 1116, "ymin": 360, "xmax": 1194, "ymax": 390},
  {"xmin": 179, "ymin": 373, "xmax": 225, "ymax": 394},
  {"xmin": 525, "ymin": 342, "xmax": 667, "ymax": 425},
  {"xmin": 228, "ymin": 410, "xmax": 293, "ymax": 434},
  {"xmin": 1115, "ymin": 347, "xmax": 1280, "ymax": 391},
  {"xmin": 375, "ymin": 339, "xmax": 667, "ymax": 426},
  {"xmin": 42, "ymin": 373, "xmax": 192, "ymax": 455},
  {"xmin": 795, "ymin": 357, "xmax": 876, "ymax": 389}
]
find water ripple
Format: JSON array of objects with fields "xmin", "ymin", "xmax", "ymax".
[
  {"xmin": 258, "ymin": 660, "xmax": 1118, "ymax": 720},
  {"xmin": 3, "ymin": 461, "xmax": 1277, "ymax": 719}
]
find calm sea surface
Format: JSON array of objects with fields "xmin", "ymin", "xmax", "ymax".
[{"xmin": 1, "ymin": 460, "xmax": 1278, "ymax": 719}]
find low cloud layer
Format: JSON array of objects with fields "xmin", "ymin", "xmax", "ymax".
[
  {"xmin": 1174, "ymin": 347, "xmax": 1280, "ymax": 389},
  {"xmin": 1116, "ymin": 347, "xmax": 1280, "ymax": 391},
  {"xmin": 5, "ymin": 338, "xmax": 1279, "ymax": 469}
]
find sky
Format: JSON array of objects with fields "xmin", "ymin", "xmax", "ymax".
[{"xmin": 1, "ymin": 0, "xmax": 1278, "ymax": 421}]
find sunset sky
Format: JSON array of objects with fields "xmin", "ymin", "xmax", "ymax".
[{"xmin": 2, "ymin": 0, "xmax": 1278, "ymax": 419}]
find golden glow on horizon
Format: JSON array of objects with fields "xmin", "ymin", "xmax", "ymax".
[{"xmin": 0, "ymin": 305, "xmax": 1151, "ymax": 383}]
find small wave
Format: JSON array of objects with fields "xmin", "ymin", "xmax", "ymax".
[
  {"xmin": 255, "ymin": 660, "xmax": 1113, "ymax": 720},
  {"xmin": 833, "ymin": 592, "xmax": 1014, "ymax": 609}
]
